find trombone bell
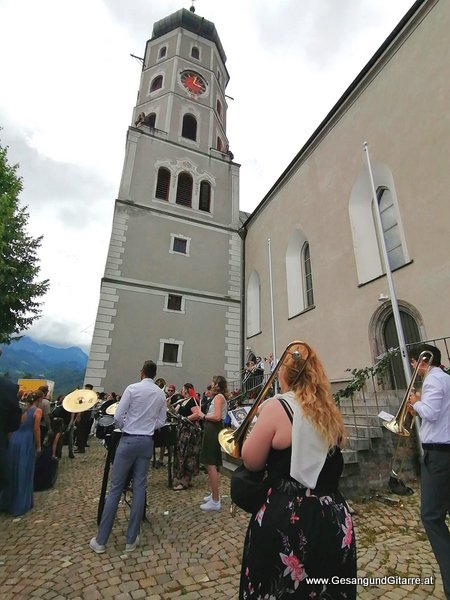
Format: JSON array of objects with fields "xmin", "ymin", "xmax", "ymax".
[
  {"xmin": 218, "ymin": 341, "xmax": 311, "ymax": 459},
  {"xmin": 382, "ymin": 349, "xmax": 433, "ymax": 438},
  {"xmin": 383, "ymin": 419, "xmax": 411, "ymax": 437},
  {"xmin": 218, "ymin": 427, "xmax": 240, "ymax": 458}
]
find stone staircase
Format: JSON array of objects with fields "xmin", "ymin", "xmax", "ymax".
[
  {"xmin": 339, "ymin": 389, "xmax": 402, "ymax": 445},
  {"xmin": 339, "ymin": 394, "xmax": 387, "ymax": 466},
  {"xmin": 338, "ymin": 389, "xmax": 417, "ymax": 497}
]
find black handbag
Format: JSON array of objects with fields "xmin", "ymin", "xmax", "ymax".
[
  {"xmin": 230, "ymin": 397, "xmax": 294, "ymax": 513},
  {"xmin": 230, "ymin": 464, "xmax": 271, "ymax": 514}
]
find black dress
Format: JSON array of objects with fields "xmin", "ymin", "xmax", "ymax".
[
  {"xmin": 239, "ymin": 415, "xmax": 357, "ymax": 599},
  {"xmin": 173, "ymin": 398, "xmax": 201, "ymax": 482}
]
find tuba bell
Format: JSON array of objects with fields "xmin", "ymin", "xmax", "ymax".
[{"xmin": 218, "ymin": 341, "xmax": 311, "ymax": 458}]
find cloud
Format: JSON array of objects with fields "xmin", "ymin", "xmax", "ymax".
[
  {"xmin": 1, "ymin": 127, "xmax": 113, "ymax": 220},
  {"xmin": 104, "ymin": 0, "xmax": 182, "ymax": 43},
  {"xmin": 26, "ymin": 316, "xmax": 93, "ymax": 354},
  {"xmin": 0, "ymin": 0, "xmax": 416, "ymax": 352}
]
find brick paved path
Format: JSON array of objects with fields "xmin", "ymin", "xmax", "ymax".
[{"xmin": 0, "ymin": 441, "xmax": 445, "ymax": 599}]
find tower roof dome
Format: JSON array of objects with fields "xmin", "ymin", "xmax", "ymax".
[{"xmin": 151, "ymin": 8, "xmax": 227, "ymax": 64}]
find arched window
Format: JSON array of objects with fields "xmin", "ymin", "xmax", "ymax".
[
  {"xmin": 199, "ymin": 181, "xmax": 211, "ymax": 212},
  {"xmin": 247, "ymin": 271, "xmax": 261, "ymax": 338},
  {"xmin": 216, "ymin": 137, "xmax": 222, "ymax": 151},
  {"xmin": 155, "ymin": 168, "xmax": 171, "ymax": 200},
  {"xmin": 375, "ymin": 187, "xmax": 405, "ymax": 271},
  {"xmin": 158, "ymin": 46, "xmax": 167, "ymax": 59},
  {"xmin": 191, "ymin": 46, "xmax": 200, "ymax": 59},
  {"xmin": 182, "ymin": 114, "xmax": 197, "ymax": 141},
  {"xmin": 383, "ymin": 310, "xmax": 421, "ymax": 389},
  {"xmin": 286, "ymin": 230, "xmax": 312, "ymax": 317},
  {"xmin": 143, "ymin": 113, "xmax": 156, "ymax": 128},
  {"xmin": 302, "ymin": 242, "xmax": 314, "ymax": 308},
  {"xmin": 150, "ymin": 75, "xmax": 163, "ymax": 92},
  {"xmin": 176, "ymin": 172, "xmax": 193, "ymax": 207},
  {"xmin": 349, "ymin": 165, "xmax": 408, "ymax": 284},
  {"xmin": 216, "ymin": 99, "xmax": 222, "ymax": 118}
]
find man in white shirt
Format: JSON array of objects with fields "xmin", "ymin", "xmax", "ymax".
[
  {"xmin": 409, "ymin": 344, "xmax": 450, "ymax": 599},
  {"xmin": 90, "ymin": 360, "xmax": 166, "ymax": 554}
]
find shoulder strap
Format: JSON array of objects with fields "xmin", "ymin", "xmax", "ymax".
[{"xmin": 278, "ymin": 396, "xmax": 293, "ymax": 423}]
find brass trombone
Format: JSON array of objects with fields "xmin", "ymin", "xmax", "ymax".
[
  {"xmin": 383, "ymin": 350, "xmax": 433, "ymax": 437},
  {"xmin": 218, "ymin": 341, "xmax": 310, "ymax": 458},
  {"xmin": 383, "ymin": 349, "xmax": 433, "ymax": 487}
]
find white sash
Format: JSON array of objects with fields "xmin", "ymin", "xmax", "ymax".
[{"xmin": 280, "ymin": 391, "xmax": 329, "ymax": 488}]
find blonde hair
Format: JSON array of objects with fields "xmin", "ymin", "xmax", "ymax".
[{"xmin": 281, "ymin": 342, "xmax": 345, "ymax": 448}]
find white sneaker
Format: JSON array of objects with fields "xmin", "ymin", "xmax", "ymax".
[
  {"xmin": 89, "ymin": 537, "xmax": 106, "ymax": 554},
  {"xmin": 200, "ymin": 498, "xmax": 221, "ymax": 511},
  {"xmin": 125, "ymin": 535, "xmax": 140, "ymax": 553},
  {"xmin": 203, "ymin": 493, "xmax": 211, "ymax": 502}
]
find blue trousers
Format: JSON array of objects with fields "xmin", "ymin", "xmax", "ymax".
[
  {"xmin": 421, "ymin": 449, "xmax": 450, "ymax": 599},
  {"xmin": 96, "ymin": 434, "xmax": 153, "ymax": 545}
]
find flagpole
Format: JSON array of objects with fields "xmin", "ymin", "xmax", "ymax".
[
  {"xmin": 363, "ymin": 142, "xmax": 412, "ymax": 383},
  {"xmin": 267, "ymin": 239, "xmax": 277, "ymax": 388}
]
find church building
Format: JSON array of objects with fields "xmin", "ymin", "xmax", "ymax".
[
  {"xmin": 85, "ymin": 0, "xmax": 449, "ymax": 396},
  {"xmin": 84, "ymin": 8, "xmax": 242, "ymax": 393},
  {"xmin": 243, "ymin": 0, "xmax": 450, "ymax": 388}
]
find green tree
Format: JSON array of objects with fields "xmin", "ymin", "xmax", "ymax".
[{"xmin": 0, "ymin": 140, "xmax": 49, "ymax": 343}]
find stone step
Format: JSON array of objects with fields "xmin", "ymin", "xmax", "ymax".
[
  {"xmin": 337, "ymin": 392, "xmax": 403, "ymax": 409},
  {"xmin": 345, "ymin": 424, "xmax": 384, "ymax": 438},
  {"xmin": 222, "ymin": 456, "xmax": 239, "ymax": 475},
  {"xmin": 342, "ymin": 449, "xmax": 358, "ymax": 464},
  {"xmin": 339, "ymin": 396, "xmax": 400, "ymax": 404},
  {"xmin": 343, "ymin": 415, "xmax": 382, "ymax": 427},
  {"xmin": 347, "ymin": 436, "xmax": 370, "ymax": 451},
  {"xmin": 340, "ymin": 403, "xmax": 390, "ymax": 412}
]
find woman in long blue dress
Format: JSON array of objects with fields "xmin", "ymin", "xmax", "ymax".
[{"xmin": 2, "ymin": 391, "xmax": 43, "ymax": 516}]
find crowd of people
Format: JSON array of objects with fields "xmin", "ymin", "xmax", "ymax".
[
  {"xmin": 90, "ymin": 364, "xmax": 230, "ymax": 553},
  {"xmin": 168, "ymin": 377, "xmax": 228, "ymax": 512},
  {"xmin": 239, "ymin": 351, "xmax": 276, "ymax": 400},
  {"xmin": 1, "ymin": 341, "xmax": 449, "ymax": 599}
]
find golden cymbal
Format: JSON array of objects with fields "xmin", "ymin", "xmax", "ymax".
[
  {"xmin": 105, "ymin": 402, "xmax": 118, "ymax": 416},
  {"xmin": 62, "ymin": 389, "xmax": 99, "ymax": 413}
]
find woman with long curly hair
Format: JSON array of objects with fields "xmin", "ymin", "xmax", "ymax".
[{"xmin": 239, "ymin": 342, "xmax": 356, "ymax": 599}]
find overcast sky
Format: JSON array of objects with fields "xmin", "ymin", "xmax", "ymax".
[{"xmin": 0, "ymin": 0, "xmax": 416, "ymax": 353}]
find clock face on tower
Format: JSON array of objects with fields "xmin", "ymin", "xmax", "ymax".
[{"xmin": 180, "ymin": 71, "xmax": 207, "ymax": 96}]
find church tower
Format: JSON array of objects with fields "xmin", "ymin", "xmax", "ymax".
[{"xmin": 85, "ymin": 7, "xmax": 242, "ymax": 393}]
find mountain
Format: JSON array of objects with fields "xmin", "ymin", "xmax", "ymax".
[{"xmin": 0, "ymin": 336, "xmax": 88, "ymax": 397}]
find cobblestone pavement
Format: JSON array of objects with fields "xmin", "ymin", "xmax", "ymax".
[{"xmin": 0, "ymin": 440, "xmax": 445, "ymax": 599}]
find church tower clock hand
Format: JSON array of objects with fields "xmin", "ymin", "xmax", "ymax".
[{"xmin": 180, "ymin": 70, "xmax": 207, "ymax": 95}]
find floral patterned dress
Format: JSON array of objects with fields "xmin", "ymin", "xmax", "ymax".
[
  {"xmin": 239, "ymin": 403, "xmax": 356, "ymax": 599},
  {"xmin": 173, "ymin": 398, "xmax": 201, "ymax": 482}
]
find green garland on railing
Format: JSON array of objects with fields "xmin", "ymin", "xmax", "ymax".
[{"xmin": 333, "ymin": 348, "xmax": 400, "ymax": 404}]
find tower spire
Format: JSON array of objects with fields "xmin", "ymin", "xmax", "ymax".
[{"xmin": 190, "ymin": 0, "xmax": 195, "ymax": 13}]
